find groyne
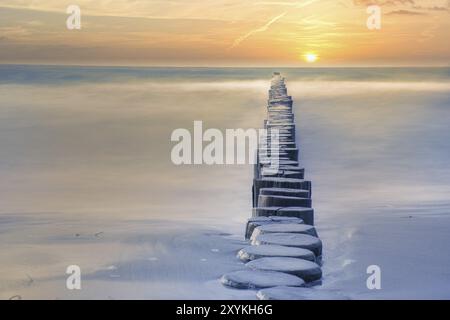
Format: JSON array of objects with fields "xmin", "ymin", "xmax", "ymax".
[{"xmin": 221, "ymin": 73, "xmax": 323, "ymax": 300}]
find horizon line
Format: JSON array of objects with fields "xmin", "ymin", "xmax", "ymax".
[{"xmin": 1, "ymin": 62, "xmax": 449, "ymax": 69}]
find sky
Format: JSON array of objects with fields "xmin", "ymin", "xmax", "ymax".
[{"xmin": 0, "ymin": 0, "xmax": 449, "ymax": 66}]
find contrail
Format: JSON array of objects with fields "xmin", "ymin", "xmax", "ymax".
[
  {"xmin": 230, "ymin": 12, "xmax": 287, "ymax": 49},
  {"xmin": 229, "ymin": 0, "xmax": 320, "ymax": 49}
]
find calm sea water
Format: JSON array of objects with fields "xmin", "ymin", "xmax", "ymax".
[
  {"xmin": 0, "ymin": 65, "xmax": 449, "ymax": 299},
  {"xmin": 1, "ymin": 65, "xmax": 449, "ymax": 84}
]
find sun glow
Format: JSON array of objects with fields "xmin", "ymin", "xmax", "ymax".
[{"xmin": 304, "ymin": 53, "xmax": 318, "ymax": 63}]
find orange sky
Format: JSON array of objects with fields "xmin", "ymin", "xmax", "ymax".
[{"xmin": 0, "ymin": 0, "xmax": 449, "ymax": 66}]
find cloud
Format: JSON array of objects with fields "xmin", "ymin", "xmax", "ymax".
[
  {"xmin": 229, "ymin": 0, "xmax": 319, "ymax": 49},
  {"xmin": 386, "ymin": 9, "xmax": 427, "ymax": 15},
  {"xmin": 353, "ymin": 0, "xmax": 415, "ymax": 6},
  {"xmin": 413, "ymin": 0, "xmax": 449, "ymax": 10},
  {"xmin": 229, "ymin": 12, "xmax": 287, "ymax": 49},
  {"xmin": 255, "ymin": 1, "xmax": 311, "ymax": 5},
  {"xmin": 0, "ymin": 26, "xmax": 32, "ymax": 38},
  {"xmin": 353, "ymin": 0, "xmax": 449, "ymax": 10},
  {"xmin": 413, "ymin": 5, "xmax": 449, "ymax": 12}
]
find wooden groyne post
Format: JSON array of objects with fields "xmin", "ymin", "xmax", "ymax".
[{"xmin": 221, "ymin": 73, "xmax": 323, "ymax": 300}]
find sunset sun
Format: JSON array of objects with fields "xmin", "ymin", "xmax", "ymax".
[{"xmin": 304, "ymin": 53, "xmax": 318, "ymax": 63}]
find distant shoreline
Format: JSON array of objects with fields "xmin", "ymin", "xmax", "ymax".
[{"xmin": 0, "ymin": 63, "xmax": 449, "ymax": 69}]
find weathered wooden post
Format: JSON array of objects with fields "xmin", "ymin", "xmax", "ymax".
[{"xmin": 221, "ymin": 73, "xmax": 324, "ymax": 299}]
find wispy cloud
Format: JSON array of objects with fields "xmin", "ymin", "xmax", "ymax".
[
  {"xmin": 353, "ymin": 0, "xmax": 449, "ymax": 10},
  {"xmin": 229, "ymin": 0, "xmax": 319, "ymax": 49},
  {"xmin": 352, "ymin": 0, "xmax": 415, "ymax": 5},
  {"xmin": 229, "ymin": 12, "xmax": 287, "ymax": 49},
  {"xmin": 255, "ymin": 1, "xmax": 312, "ymax": 5},
  {"xmin": 386, "ymin": 9, "xmax": 427, "ymax": 15}
]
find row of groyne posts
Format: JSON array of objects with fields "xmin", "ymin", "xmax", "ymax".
[{"xmin": 221, "ymin": 73, "xmax": 323, "ymax": 300}]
